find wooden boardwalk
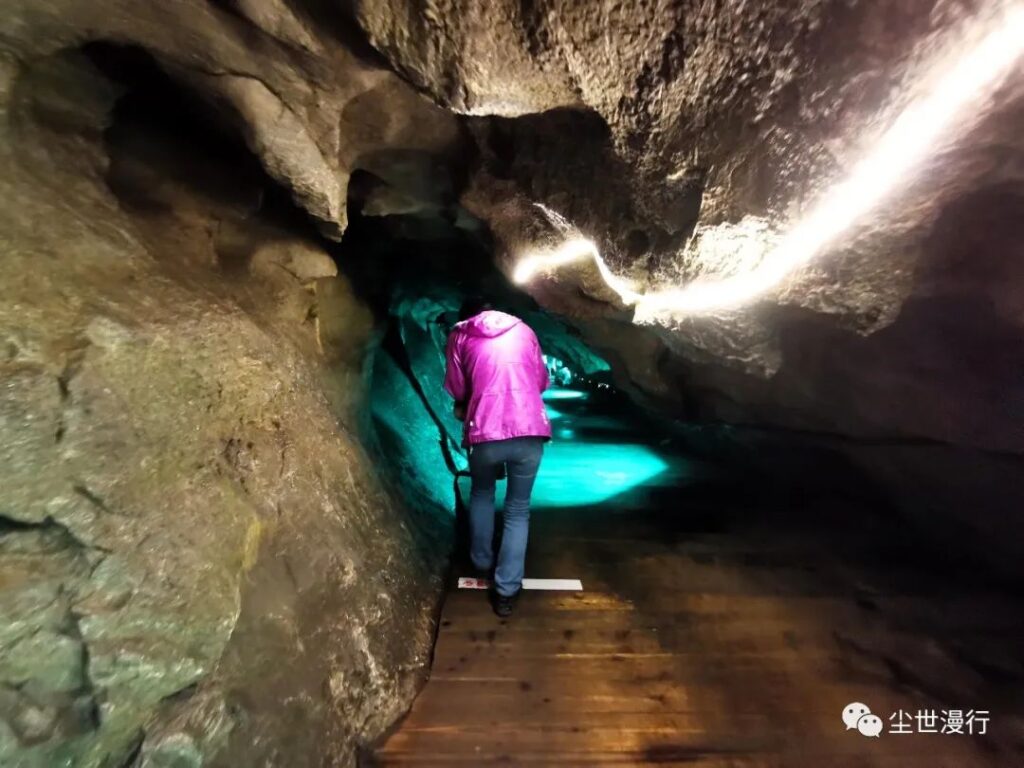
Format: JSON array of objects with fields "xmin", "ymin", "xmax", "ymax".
[{"xmin": 371, "ymin": 396, "xmax": 1023, "ymax": 766}]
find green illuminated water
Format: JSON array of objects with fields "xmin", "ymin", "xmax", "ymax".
[
  {"xmin": 531, "ymin": 442, "xmax": 670, "ymax": 506},
  {"xmin": 458, "ymin": 387, "xmax": 693, "ymax": 510},
  {"xmin": 542, "ymin": 389, "xmax": 589, "ymax": 401}
]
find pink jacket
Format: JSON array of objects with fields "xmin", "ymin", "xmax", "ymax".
[{"xmin": 444, "ymin": 310, "xmax": 551, "ymax": 446}]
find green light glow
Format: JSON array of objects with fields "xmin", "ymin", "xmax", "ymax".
[
  {"xmin": 535, "ymin": 443, "xmax": 668, "ymax": 506},
  {"xmin": 542, "ymin": 389, "xmax": 588, "ymax": 401},
  {"xmin": 460, "ymin": 441, "xmax": 673, "ymax": 508},
  {"xmin": 543, "ymin": 405, "xmax": 567, "ymax": 425}
]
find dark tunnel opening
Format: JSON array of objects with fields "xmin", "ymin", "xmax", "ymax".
[
  {"xmin": 334, "ymin": 164, "xmax": 636, "ymax": 532},
  {"xmin": 83, "ymin": 40, "xmax": 321, "ymax": 242},
  {"xmin": 333, "ymin": 161, "xmax": 880, "ymax": 564}
]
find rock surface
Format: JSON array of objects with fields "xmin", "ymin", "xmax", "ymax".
[
  {"xmin": 0, "ymin": 38, "xmax": 447, "ymax": 768},
  {"xmin": 3, "ymin": 0, "xmax": 466, "ymax": 239},
  {"xmin": 360, "ymin": 0, "xmax": 1024, "ymax": 431}
]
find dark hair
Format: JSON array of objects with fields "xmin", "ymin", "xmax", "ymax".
[{"xmin": 458, "ymin": 296, "xmax": 492, "ymax": 321}]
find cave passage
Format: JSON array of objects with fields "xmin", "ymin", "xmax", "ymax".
[
  {"xmin": 324, "ymin": 149, "xmax": 1024, "ymax": 767},
  {"xmin": 487, "ymin": 385, "xmax": 683, "ymax": 508},
  {"xmin": 3, "ymin": 14, "xmax": 1023, "ymax": 768},
  {"xmin": 371, "ymin": 354, "xmax": 1024, "ymax": 765}
]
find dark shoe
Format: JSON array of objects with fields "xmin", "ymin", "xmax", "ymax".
[{"xmin": 492, "ymin": 590, "xmax": 519, "ymax": 618}]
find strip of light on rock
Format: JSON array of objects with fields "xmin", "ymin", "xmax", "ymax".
[{"xmin": 513, "ymin": 3, "xmax": 1024, "ymax": 319}]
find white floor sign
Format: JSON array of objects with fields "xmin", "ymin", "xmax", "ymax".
[{"xmin": 458, "ymin": 577, "xmax": 583, "ymax": 591}]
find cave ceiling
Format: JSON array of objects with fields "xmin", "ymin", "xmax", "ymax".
[{"xmin": 3, "ymin": 0, "xmax": 1023, "ymax": 441}]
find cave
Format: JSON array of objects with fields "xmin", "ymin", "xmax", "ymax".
[{"xmin": 1, "ymin": 2, "xmax": 1023, "ymax": 767}]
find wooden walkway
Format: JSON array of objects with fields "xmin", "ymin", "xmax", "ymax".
[{"xmin": 371, "ymin": 396, "xmax": 1023, "ymax": 766}]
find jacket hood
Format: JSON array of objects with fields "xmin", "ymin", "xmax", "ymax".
[{"xmin": 458, "ymin": 310, "xmax": 522, "ymax": 338}]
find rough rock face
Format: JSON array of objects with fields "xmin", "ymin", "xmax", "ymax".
[
  {"xmin": 0, "ymin": 36, "xmax": 447, "ymax": 768},
  {"xmin": 3, "ymin": 0, "xmax": 467, "ymax": 239},
  {"xmin": 359, "ymin": 0, "xmax": 1024, "ymax": 383},
  {"xmin": 359, "ymin": 0, "xmax": 1020, "ymax": 289}
]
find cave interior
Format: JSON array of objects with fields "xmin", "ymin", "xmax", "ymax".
[{"xmin": 1, "ymin": 3, "xmax": 1023, "ymax": 767}]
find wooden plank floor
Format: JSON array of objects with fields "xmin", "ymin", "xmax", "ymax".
[{"xmin": 371, "ymin": 395, "xmax": 1024, "ymax": 766}]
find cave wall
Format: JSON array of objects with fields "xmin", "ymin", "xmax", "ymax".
[
  {"xmin": 358, "ymin": 0, "xmax": 1012, "ymax": 277},
  {"xmin": 0, "ymin": 43, "xmax": 448, "ymax": 767},
  {"xmin": 355, "ymin": 0, "xmax": 1024, "ymax": 428},
  {"xmin": 657, "ymin": 180, "xmax": 1024, "ymax": 579}
]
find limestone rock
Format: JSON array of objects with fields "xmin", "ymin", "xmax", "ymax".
[{"xmin": 0, "ymin": 42, "xmax": 446, "ymax": 768}]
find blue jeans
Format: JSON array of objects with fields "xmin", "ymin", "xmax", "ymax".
[{"xmin": 468, "ymin": 437, "xmax": 544, "ymax": 596}]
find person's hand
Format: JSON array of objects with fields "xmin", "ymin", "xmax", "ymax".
[{"xmin": 453, "ymin": 402, "xmax": 466, "ymax": 421}]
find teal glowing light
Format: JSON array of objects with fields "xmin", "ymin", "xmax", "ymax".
[
  {"xmin": 542, "ymin": 389, "xmax": 588, "ymax": 401},
  {"xmin": 459, "ymin": 442, "xmax": 671, "ymax": 509},
  {"xmin": 544, "ymin": 405, "xmax": 564, "ymax": 419},
  {"xmin": 533, "ymin": 443, "xmax": 668, "ymax": 506},
  {"xmin": 543, "ymin": 354, "xmax": 575, "ymax": 387}
]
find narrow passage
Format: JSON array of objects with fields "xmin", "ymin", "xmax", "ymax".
[{"xmin": 373, "ymin": 388, "xmax": 1021, "ymax": 766}]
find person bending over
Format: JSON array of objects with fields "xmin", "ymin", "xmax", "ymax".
[{"xmin": 444, "ymin": 298, "xmax": 551, "ymax": 617}]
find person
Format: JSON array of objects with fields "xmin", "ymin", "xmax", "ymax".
[{"xmin": 444, "ymin": 298, "xmax": 551, "ymax": 616}]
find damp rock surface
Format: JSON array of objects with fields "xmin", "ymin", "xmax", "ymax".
[{"xmin": 0, "ymin": 39, "xmax": 447, "ymax": 768}]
